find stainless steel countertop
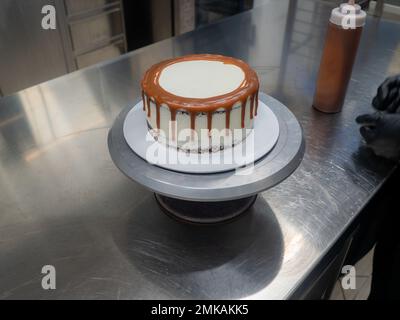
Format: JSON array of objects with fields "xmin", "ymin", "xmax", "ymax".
[{"xmin": 1, "ymin": 0, "xmax": 399, "ymax": 299}]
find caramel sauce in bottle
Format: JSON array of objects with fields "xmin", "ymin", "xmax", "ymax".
[{"xmin": 313, "ymin": 2, "xmax": 365, "ymax": 113}]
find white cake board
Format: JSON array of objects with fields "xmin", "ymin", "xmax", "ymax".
[{"xmin": 123, "ymin": 100, "xmax": 279, "ymax": 174}]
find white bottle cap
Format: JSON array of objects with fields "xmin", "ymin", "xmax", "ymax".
[{"xmin": 330, "ymin": 3, "xmax": 366, "ymax": 29}]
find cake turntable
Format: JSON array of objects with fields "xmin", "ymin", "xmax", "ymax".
[{"xmin": 108, "ymin": 93, "xmax": 304, "ymax": 224}]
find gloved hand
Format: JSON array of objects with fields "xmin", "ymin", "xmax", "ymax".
[
  {"xmin": 356, "ymin": 113, "xmax": 400, "ymax": 160},
  {"xmin": 372, "ymin": 75, "xmax": 400, "ymax": 113}
]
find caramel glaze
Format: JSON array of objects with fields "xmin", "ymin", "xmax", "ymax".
[
  {"xmin": 141, "ymin": 91, "xmax": 145, "ymax": 111},
  {"xmin": 141, "ymin": 54, "xmax": 259, "ymax": 132}
]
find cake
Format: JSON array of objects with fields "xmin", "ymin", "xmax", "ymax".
[{"xmin": 141, "ymin": 54, "xmax": 259, "ymax": 152}]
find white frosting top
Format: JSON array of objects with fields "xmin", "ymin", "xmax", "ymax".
[{"xmin": 158, "ymin": 60, "xmax": 245, "ymax": 98}]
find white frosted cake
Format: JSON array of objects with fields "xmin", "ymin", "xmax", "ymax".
[{"xmin": 141, "ymin": 54, "xmax": 259, "ymax": 152}]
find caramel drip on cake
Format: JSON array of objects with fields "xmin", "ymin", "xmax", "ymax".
[
  {"xmin": 255, "ymin": 91, "xmax": 259, "ymax": 116},
  {"xmin": 241, "ymin": 99, "xmax": 246, "ymax": 128},
  {"xmin": 155, "ymin": 102, "xmax": 161, "ymax": 129},
  {"xmin": 141, "ymin": 54, "xmax": 259, "ymax": 130},
  {"xmin": 190, "ymin": 112, "xmax": 196, "ymax": 131},
  {"xmin": 250, "ymin": 94, "xmax": 255, "ymax": 119},
  {"xmin": 225, "ymin": 108, "xmax": 231, "ymax": 130},
  {"xmin": 170, "ymin": 109, "xmax": 177, "ymax": 140},
  {"xmin": 146, "ymin": 95, "xmax": 151, "ymax": 117},
  {"xmin": 207, "ymin": 112, "xmax": 212, "ymax": 133},
  {"xmin": 170, "ymin": 109, "xmax": 177, "ymax": 122}
]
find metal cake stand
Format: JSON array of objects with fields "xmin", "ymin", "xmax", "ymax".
[{"xmin": 108, "ymin": 93, "xmax": 305, "ymax": 224}]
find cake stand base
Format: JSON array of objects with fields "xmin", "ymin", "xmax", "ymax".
[{"xmin": 155, "ymin": 194, "xmax": 257, "ymax": 224}]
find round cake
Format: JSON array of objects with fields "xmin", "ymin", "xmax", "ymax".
[{"xmin": 141, "ymin": 54, "xmax": 259, "ymax": 152}]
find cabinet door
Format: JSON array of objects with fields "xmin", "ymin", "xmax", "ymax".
[
  {"xmin": 69, "ymin": 9, "xmax": 124, "ymax": 53},
  {"xmin": 65, "ymin": 0, "xmax": 118, "ymax": 16},
  {"xmin": 0, "ymin": 0, "xmax": 68, "ymax": 95}
]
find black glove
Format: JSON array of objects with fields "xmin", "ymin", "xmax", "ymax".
[
  {"xmin": 372, "ymin": 75, "xmax": 400, "ymax": 113},
  {"xmin": 356, "ymin": 113, "xmax": 400, "ymax": 160}
]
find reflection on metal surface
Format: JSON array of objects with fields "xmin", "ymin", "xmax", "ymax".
[
  {"xmin": 18, "ymin": 84, "xmax": 108, "ymax": 148},
  {"xmin": 387, "ymin": 43, "xmax": 400, "ymax": 74},
  {"xmin": 0, "ymin": 0, "xmax": 399, "ymax": 299},
  {"xmin": 112, "ymin": 196, "xmax": 284, "ymax": 299}
]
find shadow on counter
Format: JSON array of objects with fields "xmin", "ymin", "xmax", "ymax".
[{"xmin": 113, "ymin": 195, "xmax": 284, "ymax": 299}]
